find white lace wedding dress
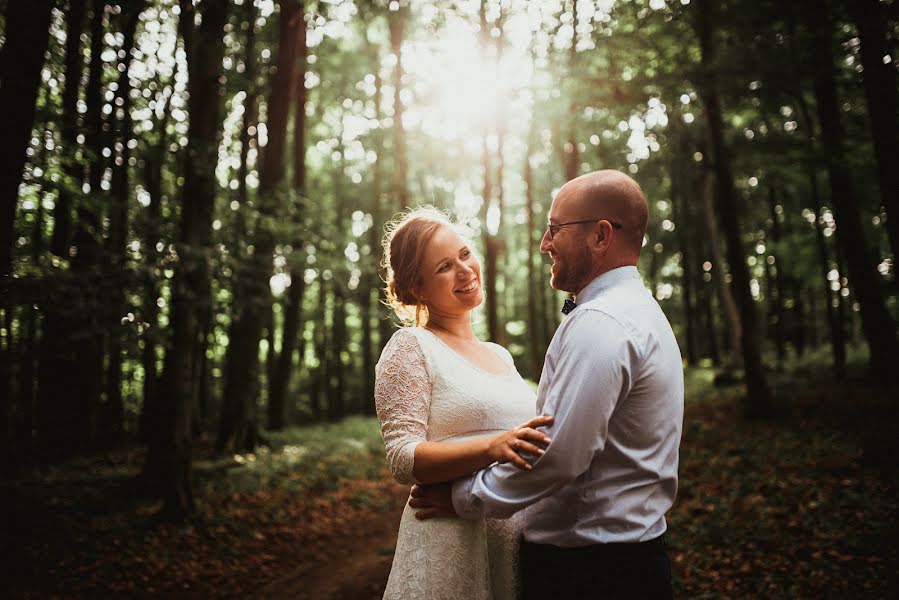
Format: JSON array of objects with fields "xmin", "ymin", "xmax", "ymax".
[{"xmin": 375, "ymin": 327, "xmax": 537, "ymax": 600}]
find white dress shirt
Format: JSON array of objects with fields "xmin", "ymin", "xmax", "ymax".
[{"xmin": 451, "ymin": 266, "xmax": 684, "ymax": 546}]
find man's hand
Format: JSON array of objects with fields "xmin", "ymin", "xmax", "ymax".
[{"xmin": 409, "ymin": 482, "xmax": 458, "ymax": 520}]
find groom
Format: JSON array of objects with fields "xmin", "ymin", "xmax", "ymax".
[{"xmin": 410, "ymin": 170, "xmax": 684, "ymax": 599}]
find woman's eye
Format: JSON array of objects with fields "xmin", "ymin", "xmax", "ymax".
[{"xmin": 461, "ymin": 250, "xmax": 471, "ymax": 259}]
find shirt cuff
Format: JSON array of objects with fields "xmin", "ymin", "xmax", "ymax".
[{"xmin": 451, "ymin": 473, "xmax": 483, "ymax": 520}]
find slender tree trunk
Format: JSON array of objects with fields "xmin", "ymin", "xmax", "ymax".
[
  {"xmin": 766, "ymin": 185, "xmax": 786, "ymax": 369},
  {"xmin": 696, "ymin": 0, "xmax": 772, "ymax": 414},
  {"xmin": 101, "ymin": 0, "xmax": 147, "ymax": 448},
  {"xmin": 524, "ymin": 141, "xmax": 542, "ymax": 379},
  {"xmin": 138, "ymin": 60, "xmax": 178, "ymax": 442},
  {"xmin": 270, "ymin": 3, "xmax": 308, "ymax": 430},
  {"xmin": 0, "ymin": 0, "xmax": 54, "ymax": 278},
  {"xmin": 311, "ymin": 278, "xmax": 327, "ymax": 421},
  {"xmin": 564, "ymin": 0, "xmax": 580, "ymax": 182},
  {"xmin": 143, "ymin": 0, "xmax": 228, "ymax": 521},
  {"xmin": 805, "ymin": 0, "xmax": 899, "ymax": 382},
  {"xmin": 671, "ymin": 153, "xmax": 698, "ymax": 366},
  {"xmin": 786, "ymin": 37, "xmax": 847, "ymax": 380},
  {"xmin": 701, "ymin": 278, "xmax": 721, "ymax": 366},
  {"xmin": 848, "ymin": 0, "xmax": 899, "ymax": 267},
  {"xmin": 50, "ymin": 0, "xmax": 87, "ymax": 256},
  {"xmin": 389, "ymin": 5, "xmax": 408, "ymax": 209},
  {"xmin": 219, "ymin": 0, "xmax": 300, "ymax": 451},
  {"xmin": 478, "ymin": 0, "xmax": 500, "ymax": 343},
  {"xmin": 808, "ymin": 167, "xmax": 846, "ymax": 379},
  {"xmin": 699, "ymin": 160, "xmax": 741, "ymax": 369}
]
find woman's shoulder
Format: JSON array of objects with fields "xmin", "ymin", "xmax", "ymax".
[
  {"xmin": 378, "ymin": 327, "xmax": 434, "ymax": 365},
  {"xmin": 483, "ymin": 341, "xmax": 515, "ymax": 367}
]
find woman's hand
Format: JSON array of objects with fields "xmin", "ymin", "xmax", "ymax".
[{"xmin": 487, "ymin": 415, "xmax": 554, "ymax": 470}]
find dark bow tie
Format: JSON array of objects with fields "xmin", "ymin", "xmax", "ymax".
[{"xmin": 561, "ymin": 298, "xmax": 578, "ymax": 315}]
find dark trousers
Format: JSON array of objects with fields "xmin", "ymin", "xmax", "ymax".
[{"xmin": 520, "ymin": 536, "xmax": 673, "ymax": 600}]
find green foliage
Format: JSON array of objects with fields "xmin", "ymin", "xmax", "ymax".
[{"xmin": 198, "ymin": 416, "xmax": 386, "ymax": 497}]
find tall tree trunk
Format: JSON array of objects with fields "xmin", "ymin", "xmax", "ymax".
[
  {"xmin": 564, "ymin": 0, "xmax": 580, "ymax": 181},
  {"xmin": 808, "ymin": 167, "xmax": 846, "ymax": 379},
  {"xmin": 143, "ymin": 0, "xmax": 228, "ymax": 521},
  {"xmin": 311, "ymin": 278, "xmax": 327, "ymax": 421},
  {"xmin": 786, "ymin": 37, "xmax": 847, "ymax": 380},
  {"xmin": 219, "ymin": 0, "xmax": 300, "ymax": 452},
  {"xmin": 50, "ymin": 0, "xmax": 87, "ymax": 257},
  {"xmin": 478, "ymin": 0, "xmax": 501, "ymax": 343},
  {"xmin": 270, "ymin": 3, "xmax": 308, "ymax": 431},
  {"xmin": 138, "ymin": 57, "xmax": 178, "ymax": 442},
  {"xmin": 524, "ymin": 141, "xmax": 543, "ymax": 379},
  {"xmin": 696, "ymin": 0, "xmax": 772, "ymax": 414},
  {"xmin": 848, "ymin": 0, "xmax": 899, "ymax": 267},
  {"xmin": 671, "ymin": 152, "xmax": 698, "ymax": 366},
  {"xmin": 804, "ymin": 0, "xmax": 899, "ymax": 382},
  {"xmin": 699, "ymin": 159, "xmax": 741, "ymax": 369},
  {"xmin": 101, "ymin": 0, "xmax": 147, "ymax": 448},
  {"xmin": 37, "ymin": 0, "xmax": 106, "ymax": 461},
  {"xmin": 389, "ymin": 5, "xmax": 408, "ymax": 209},
  {"xmin": 766, "ymin": 185, "xmax": 786, "ymax": 369},
  {"xmin": 0, "ymin": 0, "xmax": 54, "ymax": 278}
]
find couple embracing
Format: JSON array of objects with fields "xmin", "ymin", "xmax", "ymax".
[{"xmin": 374, "ymin": 170, "xmax": 684, "ymax": 599}]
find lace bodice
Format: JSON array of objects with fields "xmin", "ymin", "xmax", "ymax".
[
  {"xmin": 374, "ymin": 327, "xmax": 537, "ymax": 485},
  {"xmin": 374, "ymin": 326, "xmax": 537, "ymax": 600}
]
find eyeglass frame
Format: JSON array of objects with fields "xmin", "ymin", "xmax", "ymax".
[{"xmin": 545, "ymin": 218, "xmax": 623, "ymax": 240}]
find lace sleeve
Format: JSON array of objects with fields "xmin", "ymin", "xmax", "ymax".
[{"xmin": 374, "ymin": 329, "xmax": 431, "ymax": 484}]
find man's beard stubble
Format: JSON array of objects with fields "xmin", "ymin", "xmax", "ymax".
[{"xmin": 552, "ymin": 245, "xmax": 592, "ymax": 295}]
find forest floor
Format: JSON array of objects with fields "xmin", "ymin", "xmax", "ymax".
[{"xmin": 3, "ymin": 356, "xmax": 898, "ymax": 599}]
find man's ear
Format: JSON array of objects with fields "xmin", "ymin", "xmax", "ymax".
[{"xmin": 595, "ymin": 220, "xmax": 614, "ymax": 251}]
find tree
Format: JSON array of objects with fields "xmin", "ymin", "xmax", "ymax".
[
  {"xmin": 803, "ymin": 0, "xmax": 899, "ymax": 382},
  {"xmin": 219, "ymin": 0, "xmax": 302, "ymax": 452},
  {"xmin": 143, "ymin": 0, "xmax": 230, "ymax": 521},
  {"xmin": 695, "ymin": 0, "xmax": 772, "ymax": 415}
]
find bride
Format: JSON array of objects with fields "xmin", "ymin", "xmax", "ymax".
[{"xmin": 374, "ymin": 208, "xmax": 552, "ymax": 600}]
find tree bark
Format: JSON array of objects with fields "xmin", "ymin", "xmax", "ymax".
[
  {"xmin": 220, "ymin": 0, "xmax": 301, "ymax": 451},
  {"xmin": 389, "ymin": 5, "xmax": 408, "ymax": 209},
  {"xmin": 101, "ymin": 0, "xmax": 147, "ymax": 448},
  {"xmin": 696, "ymin": 0, "xmax": 772, "ymax": 414},
  {"xmin": 766, "ymin": 185, "xmax": 786, "ymax": 369},
  {"xmin": 670, "ymin": 149, "xmax": 698, "ymax": 366},
  {"xmin": 848, "ymin": 0, "xmax": 899, "ymax": 268},
  {"xmin": 699, "ymin": 159, "xmax": 741, "ymax": 369},
  {"xmin": 138, "ymin": 53, "xmax": 178, "ymax": 442},
  {"xmin": 270, "ymin": 2, "xmax": 308, "ymax": 430},
  {"xmin": 564, "ymin": 0, "xmax": 580, "ymax": 181},
  {"xmin": 143, "ymin": 0, "xmax": 229, "ymax": 521},
  {"xmin": 50, "ymin": 0, "xmax": 88, "ymax": 257},
  {"xmin": 0, "ymin": 0, "xmax": 54, "ymax": 278},
  {"xmin": 804, "ymin": 0, "xmax": 899, "ymax": 382}
]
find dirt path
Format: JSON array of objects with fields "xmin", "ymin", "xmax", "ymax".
[{"xmin": 257, "ymin": 479, "xmax": 410, "ymax": 600}]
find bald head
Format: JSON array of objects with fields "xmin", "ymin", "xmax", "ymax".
[{"xmin": 557, "ymin": 170, "xmax": 648, "ymax": 257}]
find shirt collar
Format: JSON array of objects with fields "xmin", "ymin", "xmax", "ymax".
[{"xmin": 574, "ymin": 265, "xmax": 641, "ymax": 305}]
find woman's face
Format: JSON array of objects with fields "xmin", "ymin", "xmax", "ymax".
[{"xmin": 415, "ymin": 225, "xmax": 482, "ymax": 316}]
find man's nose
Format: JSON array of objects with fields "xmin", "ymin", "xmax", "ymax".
[{"xmin": 539, "ymin": 230, "xmax": 552, "ymax": 253}]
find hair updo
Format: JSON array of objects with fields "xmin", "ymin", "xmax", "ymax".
[{"xmin": 382, "ymin": 207, "xmax": 454, "ymax": 326}]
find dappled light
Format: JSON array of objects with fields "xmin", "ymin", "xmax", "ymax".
[{"xmin": 1, "ymin": 0, "xmax": 897, "ymax": 597}]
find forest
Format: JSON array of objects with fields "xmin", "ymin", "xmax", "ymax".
[{"xmin": 1, "ymin": 0, "xmax": 897, "ymax": 597}]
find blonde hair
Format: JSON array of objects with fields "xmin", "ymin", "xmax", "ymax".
[{"xmin": 381, "ymin": 206, "xmax": 454, "ymax": 326}]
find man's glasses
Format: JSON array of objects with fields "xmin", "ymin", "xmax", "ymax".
[{"xmin": 546, "ymin": 218, "xmax": 622, "ymax": 240}]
